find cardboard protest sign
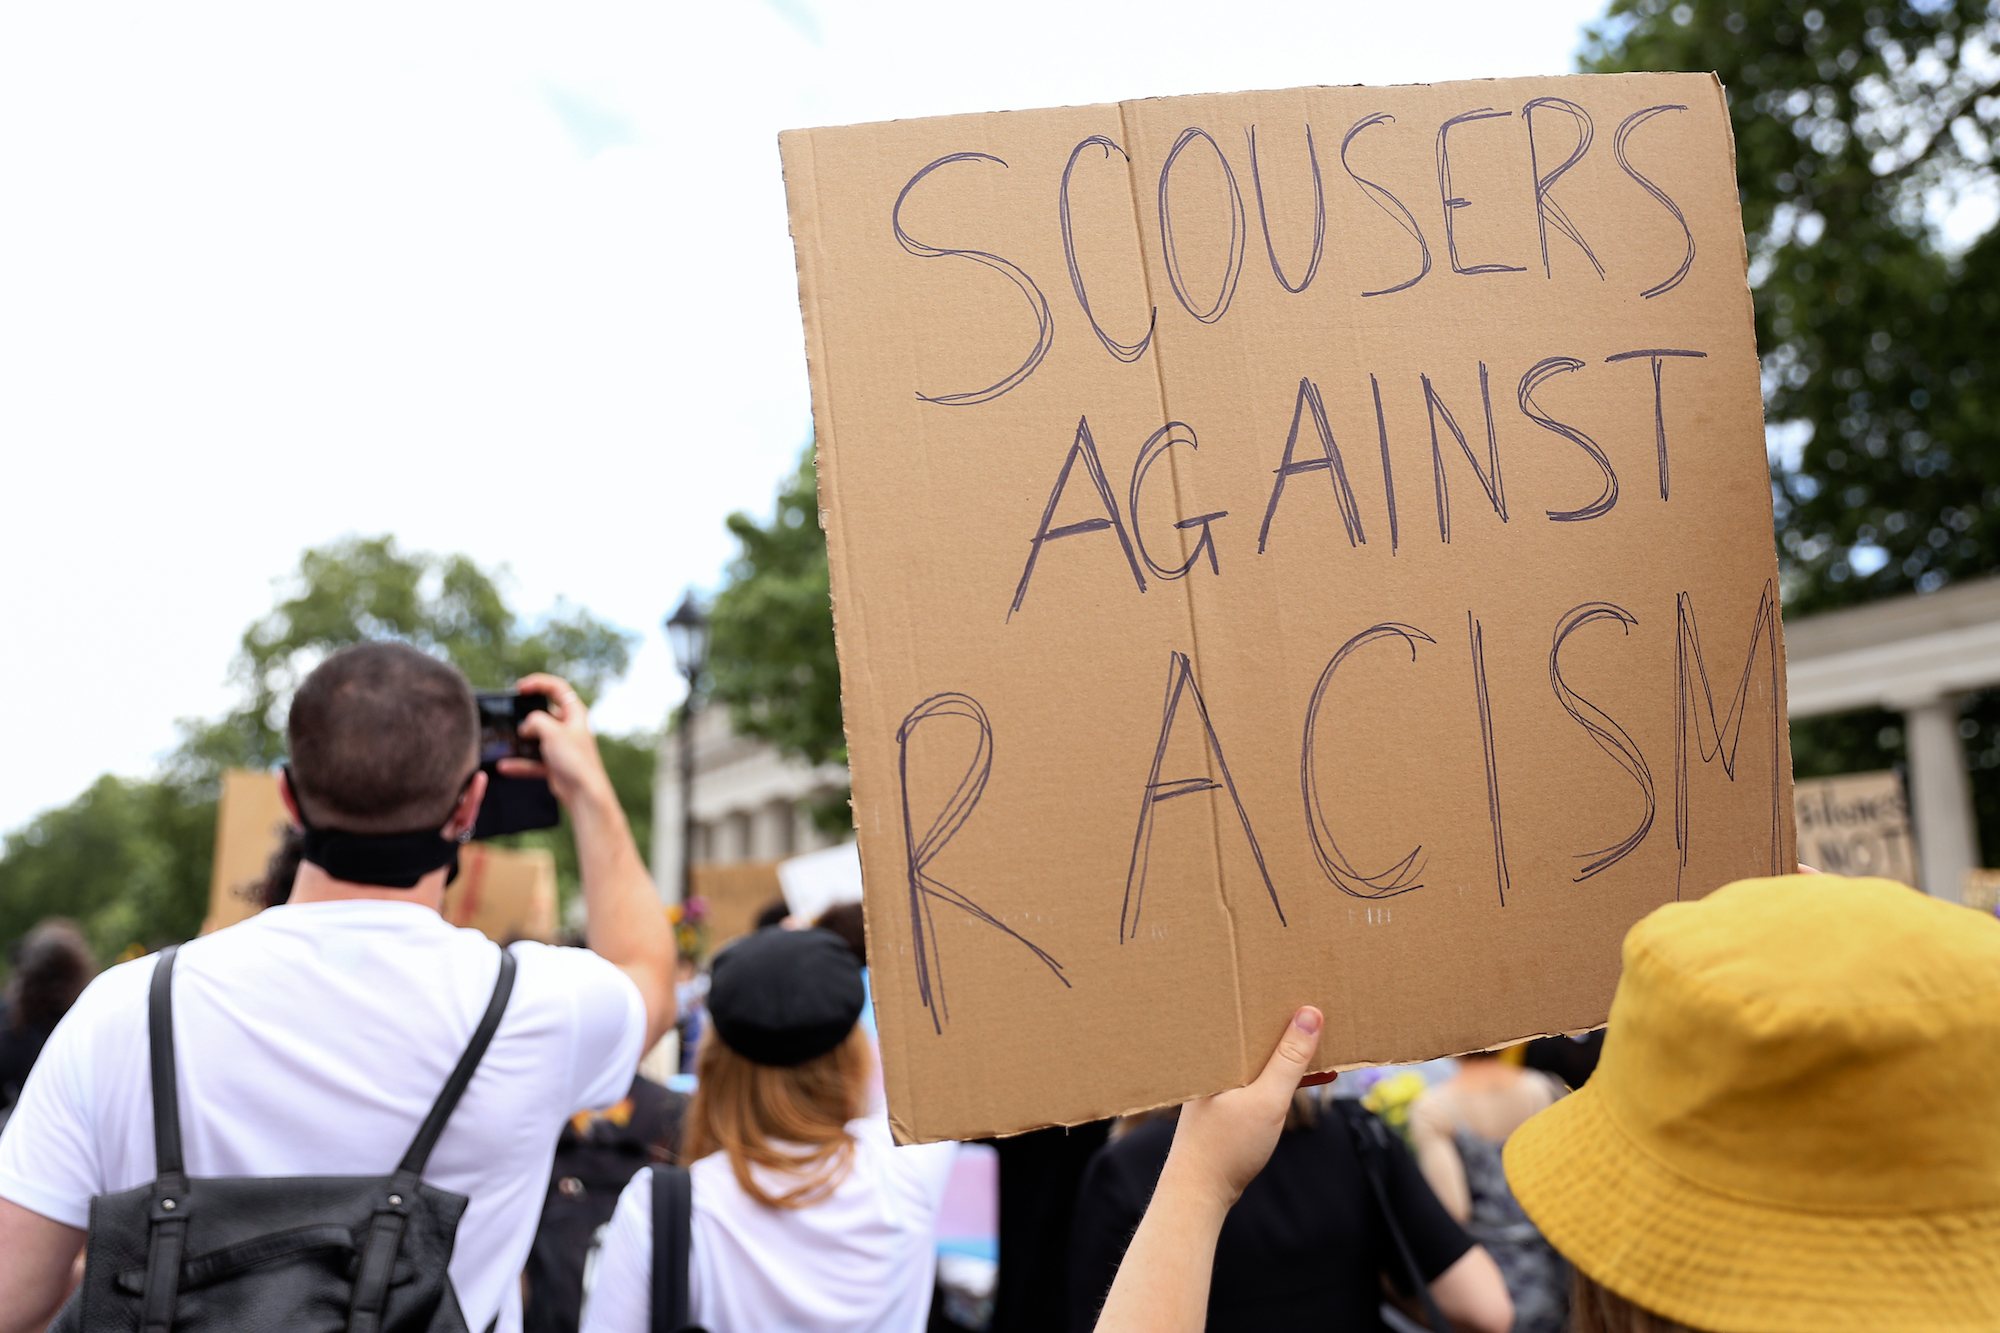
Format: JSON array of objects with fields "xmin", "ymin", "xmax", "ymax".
[
  {"xmin": 692, "ymin": 860, "xmax": 786, "ymax": 950},
  {"xmin": 201, "ymin": 769, "xmax": 293, "ymax": 935},
  {"xmin": 200, "ymin": 769, "xmax": 558, "ymax": 945},
  {"xmin": 782, "ymin": 72, "xmax": 1792, "ymax": 1143},
  {"xmin": 441, "ymin": 842, "xmax": 559, "ymax": 945},
  {"xmin": 1792, "ymin": 771, "xmax": 1914, "ymax": 888}
]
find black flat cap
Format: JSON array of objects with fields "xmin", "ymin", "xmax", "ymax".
[{"xmin": 708, "ymin": 926, "xmax": 866, "ymax": 1067}]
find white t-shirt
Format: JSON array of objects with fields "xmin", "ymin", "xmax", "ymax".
[
  {"xmin": 581, "ymin": 1116, "xmax": 957, "ymax": 1333},
  {"xmin": 0, "ymin": 900, "xmax": 646, "ymax": 1333}
]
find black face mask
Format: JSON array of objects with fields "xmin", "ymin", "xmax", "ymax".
[{"xmin": 285, "ymin": 766, "xmax": 470, "ymax": 890}]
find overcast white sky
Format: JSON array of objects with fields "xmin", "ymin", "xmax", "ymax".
[{"xmin": 0, "ymin": 0, "xmax": 1605, "ymax": 835}]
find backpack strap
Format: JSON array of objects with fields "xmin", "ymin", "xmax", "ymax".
[
  {"xmin": 650, "ymin": 1164, "xmax": 693, "ymax": 1333},
  {"xmin": 350, "ymin": 946, "xmax": 517, "ymax": 1333},
  {"xmin": 397, "ymin": 946, "xmax": 518, "ymax": 1178},
  {"xmin": 1335, "ymin": 1098, "xmax": 1452, "ymax": 1333},
  {"xmin": 141, "ymin": 946, "xmax": 188, "ymax": 1333}
]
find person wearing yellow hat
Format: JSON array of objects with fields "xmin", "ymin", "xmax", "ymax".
[
  {"xmin": 1505, "ymin": 873, "xmax": 2000, "ymax": 1333},
  {"xmin": 1090, "ymin": 873, "xmax": 2000, "ymax": 1333}
]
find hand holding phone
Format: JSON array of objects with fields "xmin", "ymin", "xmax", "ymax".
[
  {"xmin": 470, "ymin": 688, "xmax": 559, "ymax": 839},
  {"xmin": 501, "ymin": 673, "xmax": 619, "ymax": 814},
  {"xmin": 476, "ymin": 689, "xmax": 551, "ymax": 763}
]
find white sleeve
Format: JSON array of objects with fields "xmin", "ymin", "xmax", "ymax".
[
  {"xmin": 524, "ymin": 942, "xmax": 648, "ymax": 1113},
  {"xmin": 0, "ymin": 968, "xmax": 134, "ymax": 1228},
  {"xmin": 900, "ymin": 1140, "xmax": 962, "ymax": 1214},
  {"xmin": 579, "ymin": 1167, "xmax": 655, "ymax": 1333}
]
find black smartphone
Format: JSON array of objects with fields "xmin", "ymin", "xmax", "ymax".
[
  {"xmin": 471, "ymin": 690, "xmax": 559, "ymax": 839},
  {"xmin": 475, "ymin": 690, "xmax": 550, "ymax": 763}
]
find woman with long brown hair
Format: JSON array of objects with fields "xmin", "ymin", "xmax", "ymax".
[{"xmin": 581, "ymin": 926, "xmax": 956, "ymax": 1333}]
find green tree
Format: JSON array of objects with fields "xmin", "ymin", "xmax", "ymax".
[
  {"xmin": 0, "ymin": 777, "xmax": 214, "ymax": 963},
  {"xmin": 1586, "ymin": 0, "xmax": 2000, "ymax": 855},
  {"xmin": 707, "ymin": 446, "xmax": 850, "ymax": 833},
  {"xmin": 1588, "ymin": 0, "xmax": 2000, "ymax": 614},
  {"xmin": 188, "ymin": 535, "xmax": 636, "ymax": 772},
  {"xmin": 0, "ymin": 536, "xmax": 649, "ymax": 967}
]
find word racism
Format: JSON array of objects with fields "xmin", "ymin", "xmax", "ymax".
[{"xmin": 783, "ymin": 73, "xmax": 1793, "ymax": 1144}]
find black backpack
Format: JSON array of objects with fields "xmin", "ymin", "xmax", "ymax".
[{"xmin": 53, "ymin": 942, "xmax": 516, "ymax": 1333}]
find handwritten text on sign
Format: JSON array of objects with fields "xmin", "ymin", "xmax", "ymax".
[{"xmin": 782, "ymin": 73, "xmax": 1793, "ymax": 1143}]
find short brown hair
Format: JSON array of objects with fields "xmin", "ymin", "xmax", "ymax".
[{"xmin": 287, "ymin": 643, "xmax": 477, "ymax": 833}]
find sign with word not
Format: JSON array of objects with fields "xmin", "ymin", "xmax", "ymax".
[
  {"xmin": 1793, "ymin": 771, "xmax": 1914, "ymax": 888},
  {"xmin": 782, "ymin": 73, "xmax": 1793, "ymax": 1143}
]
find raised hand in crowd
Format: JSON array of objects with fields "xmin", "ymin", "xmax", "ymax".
[
  {"xmin": 506, "ymin": 673, "xmax": 676, "ymax": 1050},
  {"xmin": 1090, "ymin": 1006, "xmax": 1323, "ymax": 1333},
  {"xmin": 1089, "ymin": 1004, "xmax": 1514, "ymax": 1333}
]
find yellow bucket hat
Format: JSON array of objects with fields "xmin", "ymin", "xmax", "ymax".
[{"xmin": 1505, "ymin": 874, "xmax": 2000, "ymax": 1333}]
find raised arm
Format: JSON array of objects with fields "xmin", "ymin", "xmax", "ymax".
[
  {"xmin": 1408, "ymin": 1093, "xmax": 1472, "ymax": 1222},
  {"xmin": 1092, "ymin": 1006, "xmax": 1322, "ymax": 1333},
  {"xmin": 509, "ymin": 673, "xmax": 676, "ymax": 1051}
]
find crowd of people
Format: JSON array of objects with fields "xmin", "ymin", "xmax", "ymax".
[{"xmin": 0, "ymin": 641, "xmax": 1996, "ymax": 1333}]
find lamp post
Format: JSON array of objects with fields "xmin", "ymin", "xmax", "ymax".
[{"xmin": 665, "ymin": 592, "xmax": 711, "ymax": 907}]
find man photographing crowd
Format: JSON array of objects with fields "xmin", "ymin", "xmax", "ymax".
[{"xmin": 0, "ymin": 643, "xmax": 676, "ymax": 1332}]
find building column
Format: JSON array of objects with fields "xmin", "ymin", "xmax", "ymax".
[
  {"xmin": 651, "ymin": 729, "xmax": 684, "ymax": 903},
  {"xmin": 1903, "ymin": 696, "xmax": 1980, "ymax": 903}
]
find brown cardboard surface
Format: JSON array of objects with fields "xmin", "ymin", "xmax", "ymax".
[
  {"xmin": 782, "ymin": 73, "xmax": 1792, "ymax": 1143},
  {"xmin": 1792, "ymin": 771, "xmax": 1914, "ymax": 888},
  {"xmin": 692, "ymin": 860, "xmax": 786, "ymax": 951},
  {"xmin": 200, "ymin": 768, "xmax": 558, "ymax": 946},
  {"xmin": 441, "ymin": 842, "xmax": 559, "ymax": 945},
  {"xmin": 200, "ymin": 769, "xmax": 292, "ymax": 935}
]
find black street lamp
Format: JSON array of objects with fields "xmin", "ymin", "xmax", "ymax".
[{"xmin": 665, "ymin": 592, "xmax": 710, "ymax": 907}]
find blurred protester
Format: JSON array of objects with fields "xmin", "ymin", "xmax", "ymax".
[
  {"xmin": 1072, "ymin": 1060, "xmax": 1510, "ymax": 1333},
  {"xmin": 992, "ymin": 1119, "xmax": 1108, "ymax": 1333},
  {"xmin": 674, "ymin": 952, "xmax": 709, "ymax": 1077},
  {"xmin": 581, "ymin": 926, "xmax": 956, "ymax": 1333},
  {"xmin": 0, "ymin": 921, "xmax": 94, "ymax": 1125},
  {"xmin": 814, "ymin": 900, "xmax": 866, "ymax": 966},
  {"xmin": 0, "ymin": 645, "xmax": 675, "ymax": 1333},
  {"xmin": 1409, "ymin": 1053, "xmax": 1567, "ymax": 1333},
  {"xmin": 1097, "ymin": 874, "xmax": 2000, "ymax": 1333},
  {"xmin": 753, "ymin": 897, "xmax": 791, "ymax": 930},
  {"xmin": 1522, "ymin": 1030, "xmax": 1602, "ymax": 1090},
  {"xmin": 251, "ymin": 823, "xmax": 307, "ymax": 909},
  {"xmin": 523, "ymin": 1073, "xmax": 688, "ymax": 1333},
  {"xmin": 1505, "ymin": 874, "xmax": 2000, "ymax": 1333}
]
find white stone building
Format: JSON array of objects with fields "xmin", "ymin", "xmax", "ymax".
[
  {"xmin": 650, "ymin": 703, "xmax": 849, "ymax": 897},
  {"xmin": 1787, "ymin": 575, "xmax": 2000, "ymax": 901}
]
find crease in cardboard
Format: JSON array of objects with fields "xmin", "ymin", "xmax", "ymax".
[
  {"xmin": 1116, "ymin": 95, "xmax": 1253, "ymax": 1086},
  {"xmin": 784, "ymin": 127, "xmax": 925, "ymax": 1144}
]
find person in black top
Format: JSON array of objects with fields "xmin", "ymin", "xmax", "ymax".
[
  {"xmin": 0, "ymin": 920, "xmax": 94, "ymax": 1127},
  {"xmin": 522, "ymin": 1072, "xmax": 687, "ymax": 1333},
  {"xmin": 1070, "ymin": 1091, "xmax": 1511, "ymax": 1333}
]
